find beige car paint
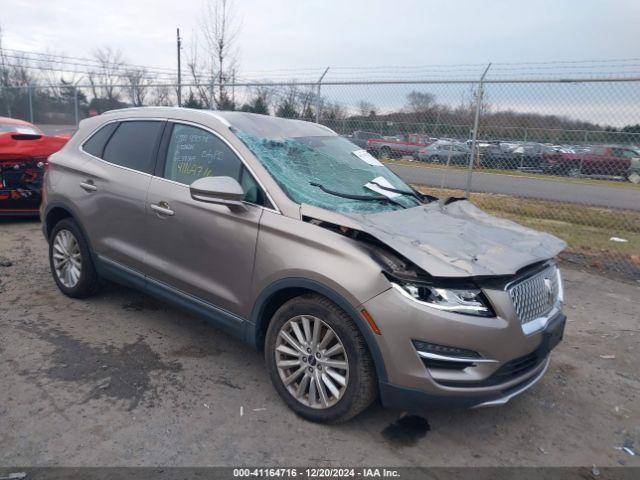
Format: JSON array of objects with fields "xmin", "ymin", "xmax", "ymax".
[{"xmin": 42, "ymin": 107, "xmax": 566, "ymax": 410}]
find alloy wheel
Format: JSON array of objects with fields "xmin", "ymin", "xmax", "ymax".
[
  {"xmin": 52, "ymin": 229, "xmax": 82, "ymax": 288},
  {"xmin": 275, "ymin": 315, "xmax": 349, "ymax": 409}
]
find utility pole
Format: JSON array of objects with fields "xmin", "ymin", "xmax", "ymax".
[{"xmin": 176, "ymin": 28, "xmax": 182, "ymax": 107}]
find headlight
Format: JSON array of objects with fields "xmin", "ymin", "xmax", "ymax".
[{"xmin": 391, "ymin": 280, "xmax": 494, "ymax": 317}]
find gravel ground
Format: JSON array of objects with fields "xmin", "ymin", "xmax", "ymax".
[{"xmin": 0, "ymin": 219, "xmax": 638, "ymax": 467}]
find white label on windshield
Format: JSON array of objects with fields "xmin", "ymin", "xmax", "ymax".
[
  {"xmin": 365, "ymin": 176, "xmax": 401, "ymax": 198},
  {"xmin": 352, "ymin": 149, "xmax": 383, "ymax": 166}
]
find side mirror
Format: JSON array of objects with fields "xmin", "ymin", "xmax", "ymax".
[{"xmin": 190, "ymin": 176, "xmax": 245, "ymax": 207}]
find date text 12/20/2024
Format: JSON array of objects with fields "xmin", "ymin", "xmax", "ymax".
[{"xmin": 233, "ymin": 468, "xmax": 401, "ymax": 478}]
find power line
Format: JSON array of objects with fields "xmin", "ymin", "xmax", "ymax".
[
  {"xmin": 2, "ymin": 48, "xmax": 178, "ymax": 75},
  {"xmin": 1, "ymin": 53, "xmax": 180, "ymax": 78},
  {"xmin": 3, "ymin": 46, "xmax": 640, "ymax": 85}
]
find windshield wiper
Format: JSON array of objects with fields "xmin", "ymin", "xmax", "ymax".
[
  {"xmin": 368, "ymin": 181, "xmax": 429, "ymax": 203},
  {"xmin": 310, "ymin": 182, "xmax": 407, "ymax": 209}
]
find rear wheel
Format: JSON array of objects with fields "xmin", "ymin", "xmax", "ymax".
[
  {"xmin": 49, "ymin": 218, "xmax": 100, "ymax": 298},
  {"xmin": 559, "ymin": 162, "xmax": 582, "ymax": 177},
  {"xmin": 380, "ymin": 146, "xmax": 392, "ymax": 159},
  {"xmin": 567, "ymin": 164, "xmax": 582, "ymax": 177},
  {"xmin": 265, "ymin": 294, "xmax": 377, "ymax": 423}
]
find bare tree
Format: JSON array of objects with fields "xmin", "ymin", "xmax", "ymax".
[
  {"xmin": 152, "ymin": 84, "xmax": 173, "ymax": 106},
  {"xmin": 455, "ymin": 85, "xmax": 490, "ymax": 124},
  {"xmin": 186, "ymin": 39, "xmax": 212, "ymax": 108},
  {"xmin": 405, "ymin": 91, "xmax": 436, "ymax": 113},
  {"xmin": 199, "ymin": 0, "xmax": 241, "ymax": 108},
  {"xmin": 124, "ymin": 67, "xmax": 150, "ymax": 106},
  {"xmin": 275, "ymin": 84, "xmax": 300, "ymax": 118},
  {"xmin": 0, "ymin": 26, "xmax": 39, "ymax": 116},
  {"xmin": 324, "ymin": 101, "xmax": 346, "ymax": 121},
  {"xmin": 37, "ymin": 50, "xmax": 84, "ymax": 101},
  {"xmin": 0, "ymin": 25, "xmax": 7, "ymax": 83},
  {"xmin": 298, "ymin": 86, "xmax": 316, "ymax": 120},
  {"xmin": 357, "ymin": 100, "xmax": 376, "ymax": 117},
  {"xmin": 88, "ymin": 47, "xmax": 125, "ymax": 102},
  {"xmin": 0, "ymin": 25, "xmax": 14, "ymax": 116}
]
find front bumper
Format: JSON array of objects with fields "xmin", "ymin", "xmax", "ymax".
[
  {"xmin": 362, "ymin": 284, "xmax": 565, "ymax": 411},
  {"xmin": 379, "ymin": 356, "xmax": 550, "ymax": 411}
]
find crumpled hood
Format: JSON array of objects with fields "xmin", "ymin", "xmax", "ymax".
[{"xmin": 303, "ymin": 200, "xmax": 566, "ymax": 278}]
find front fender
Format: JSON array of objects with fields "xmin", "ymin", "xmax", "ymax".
[{"xmin": 248, "ymin": 277, "xmax": 388, "ymax": 383}]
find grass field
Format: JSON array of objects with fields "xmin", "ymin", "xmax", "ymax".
[{"xmin": 415, "ymin": 185, "xmax": 640, "ymax": 281}]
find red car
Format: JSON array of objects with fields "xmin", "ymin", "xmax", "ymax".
[
  {"xmin": 541, "ymin": 145, "xmax": 638, "ymax": 178},
  {"xmin": 366, "ymin": 133, "xmax": 434, "ymax": 158},
  {"xmin": 0, "ymin": 117, "xmax": 71, "ymax": 216}
]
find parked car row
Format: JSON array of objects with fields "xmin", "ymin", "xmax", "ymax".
[
  {"xmin": 344, "ymin": 131, "xmax": 640, "ymax": 182},
  {"xmin": 474, "ymin": 141, "xmax": 639, "ymax": 178}
]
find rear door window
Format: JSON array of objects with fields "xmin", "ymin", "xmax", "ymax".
[
  {"xmin": 102, "ymin": 121, "xmax": 164, "ymax": 174},
  {"xmin": 82, "ymin": 122, "xmax": 118, "ymax": 158}
]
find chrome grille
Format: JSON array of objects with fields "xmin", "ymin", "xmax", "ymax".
[{"xmin": 508, "ymin": 265, "xmax": 560, "ymax": 325}]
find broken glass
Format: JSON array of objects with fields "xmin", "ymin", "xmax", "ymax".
[{"xmin": 233, "ymin": 130, "xmax": 420, "ymax": 213}]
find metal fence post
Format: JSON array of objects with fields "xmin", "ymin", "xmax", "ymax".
[
  {"xmin": 433, "ymin": 109, "xmax": 441, "ymax": 137},
  {"xmin": 209, "ymin": 79, "xmax": 215, "ymax": 110},
  {"xmin": 73, "ymin": 86, "xmax": 79, "ymax": 126},
  {"xmin": 28, "ymin": 85, "xmax": 34, "ymax": 123},
  {"xmin": 465, "ymin": 63, "xmax": 491, "ymax": 198},
  {"xmin": 315, "ymin": 67, "xmax": 330, "ymax": 124}
]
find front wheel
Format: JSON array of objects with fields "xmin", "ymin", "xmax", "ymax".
[
  {"xmin": 265, "ymin": 294, "xmax": 377, "ymax": 423},
  {"xmin": 380, "ymin": 146, "xmax": 392, "ymax": 159}
]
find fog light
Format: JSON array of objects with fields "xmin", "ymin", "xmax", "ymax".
[{"xmin": 412, "ymin": 340, "xmax": 480, "ymax": 359}]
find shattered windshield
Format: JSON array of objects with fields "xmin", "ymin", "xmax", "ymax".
[{"xmin": 234, "ymin": 129, "xmax": 420, "ymax": 213}]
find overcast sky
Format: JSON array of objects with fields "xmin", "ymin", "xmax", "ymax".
[
  {"xmin": 2, "ymin": 0, "xmax": 639, "ymax": 126},
  {"xmin": 2, "ymin": 0, "xmax": 639, "ymax": 74}
]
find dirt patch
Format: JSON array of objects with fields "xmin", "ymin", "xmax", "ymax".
[
  {"xmin": 381, "ymin": 414, "xmax": 430, "ymax": 447},
  {"xmin": 121, "ymin": 299, "xmax": 165, "ymax": 312},
  {"xmin": 171, "ymin": 343, "xmax": 223, "ymax": 358},
  {"xmin": 19, "ymin": 323, "xmax": 182, "ymax": 410},
  {"xmin": 214, "ymin": 375, "xmax": 243, "ymax": 390}
]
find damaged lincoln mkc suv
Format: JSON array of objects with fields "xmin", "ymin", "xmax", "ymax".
[{"xmin": 42, "ymin": 108, "xmax": 566, "ymax": 423}]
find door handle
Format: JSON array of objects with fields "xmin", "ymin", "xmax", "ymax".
[
  {"xmin": 150, "ymin": 201, "xmax": 175, "ymax": 217},
  {"xmin": 79, "ymin": 180, "xmax": 97, "ymax": 192}
]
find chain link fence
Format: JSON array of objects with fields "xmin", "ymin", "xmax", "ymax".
[{"xmin": 1, "ymin": 75, "xmax": 639, "ymax": 280}]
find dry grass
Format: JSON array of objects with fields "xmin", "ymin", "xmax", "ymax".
[{"xmin": 415, "ymin": 185, "xmax": 640, "ymax": 271}]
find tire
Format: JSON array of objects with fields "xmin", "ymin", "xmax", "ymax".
[
  {"xmin": 559, "ymin": 162, "xmax": 581, "ymax": 177},
  {"xmin": 265, "ymin": 294, "xmax": 377, "ymax": 423},
  {"xmin": 48, "ymin": 218, "xmax": 100, "ymax": 298},
  {"xmin": 380, "ymin": 146, "xmax": 392, "ymax": 159},
  {"xmin": 567, "ymin": 164, "xmax": 582, "ymax": 177}
]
